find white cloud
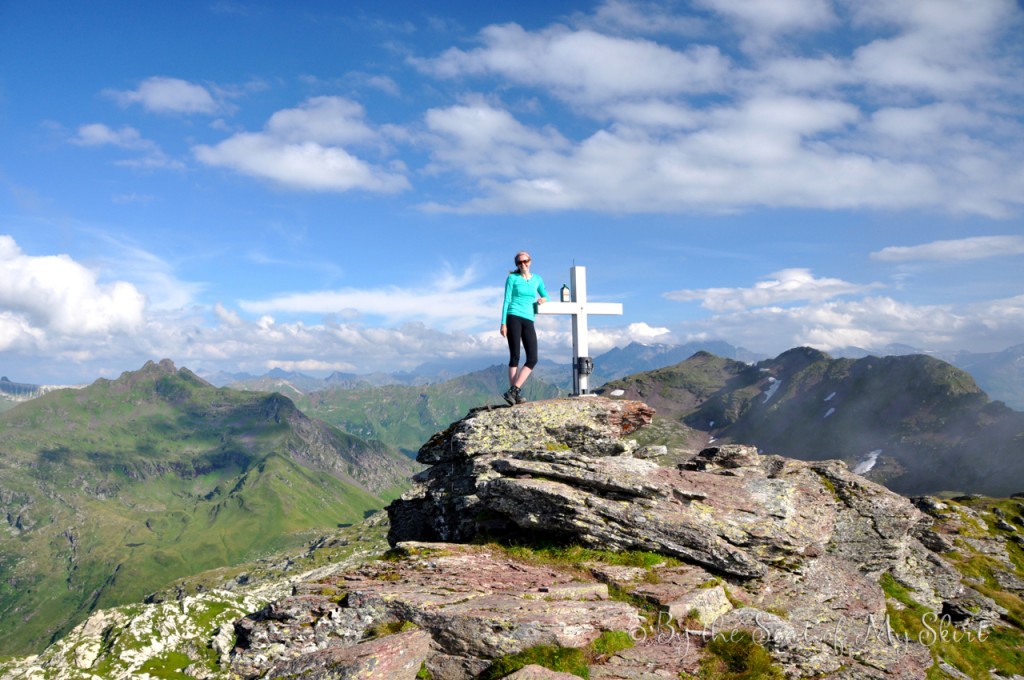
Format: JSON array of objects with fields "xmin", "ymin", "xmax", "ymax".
[
  {"xmin": 366, "ymin": 75, "xmax": 400, "ymax": 95},
  {"xmin": 0, "ymin": 312, "xmax": 45, "ymax": 353},
  {"xmin": 848, "ymin": 0, "xmax": 1019, "ymax": 96},
  {"xmin": 238, "ymin": 268, "xmax": 501, "ymax": 331},
  {"xmin": 669, "ymin": 295, "xmax": 977, "ymax": 356},
  {"xmin": 699, "ymin": 0, "xmax": 836, "ymax": 50},
  {"xmin": 626, "ymin": 321, "xmax": 671, "ymax": 340},
  {"xmin": 412, "ymin": 23, "xmax": 730, "ymax": 104},
  {"xmin": 410, "ymin": 1, "xmax": 1024, "ymax": 217},
  {"xmin": 604, "ymin": 100, "xmax": 701, "ymax": 129},
  {"xmin": 266, "ymin": 358, "xmax": 357, "ymax": 373},
  {"xmin": 871, "ymin": 235, "xmax": 1024, "ymax": 262},
  {"xmin": 214, "ymin": 302, "xmax": 243, "ymax": 326},
  {"xmin": 0, "ymin": 235, "xmax": 146, "ymax": 350},
  {"xmin": 666, "ymin": 268, "xmax": 883, "ymax": 312},
  {"xmin": 163, "ymin": 316, "xmax": 508, "ymax": 379},
  {"xmin": 423, "ymin": 102, "xmax": 569, "ymax": 179},
  {"xmin": 72, "ymin": 123, "xmax": 151, "ymax": 149},
  {"xmin": 71, "ymin": 123, "xmax": 184, "ymax": 170},
  {"xmin": 423, "ymin": 95, "xmax": 945, "ymax": 214},
  {"xmin": 193, "ymin": 96, "xmax": 409, "ymax": 193},
  {"xmin": 106, "ymin": 76, "xmax": 219, "ymax": 114},
  {"xmin": 581, "ymin": 0, "xmax": 705, "ymax": 36},
  {"xmin": 265, "ymin": 96, "xmax": 378, "ymax": 145}
]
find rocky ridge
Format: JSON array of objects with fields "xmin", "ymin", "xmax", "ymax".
[{"xmin": 3, "ymin": 397, "xmax": 1023, "ymax": 679}]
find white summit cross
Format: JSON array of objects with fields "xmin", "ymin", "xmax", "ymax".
[{"xmin": 537, "ymin": 265, "xmax": 623, "ymax": 396}]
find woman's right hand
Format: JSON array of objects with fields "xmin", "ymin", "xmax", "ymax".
[{"xmin": 500, "ymin": 324, "xmax": 507, "ymax": 338}]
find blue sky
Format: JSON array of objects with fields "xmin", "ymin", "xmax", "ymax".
[{"xmin": 1, "ymin": 0, "xmax": 1022, "ymax": 384}]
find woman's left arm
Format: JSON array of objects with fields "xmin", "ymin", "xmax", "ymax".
[{"xmin": 536, "ymin": 276, "xmax": 549, "ymax": 304}]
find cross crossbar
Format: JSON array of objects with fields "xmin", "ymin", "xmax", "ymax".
[{"xmin": 537, "ymin": 265, "xmax": 622, "ymax": 395}]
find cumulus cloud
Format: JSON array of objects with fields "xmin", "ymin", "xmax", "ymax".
[
  {"xmin": 871, "ymin": 235, "xmax": 1024, "ymax": 262},
  {"xmin": 409, "ymin": 0, "xmax": 1024, "ymax": 217},
  {"xmin": 698, "ymin": 0, "xmax": 837, "ymax": 50},
  {"xmin": 847, "ymin": 0, "xmax": 1018, "ymax": 96},
  {"xmin": 105, "ymin": 76, "xmax": 220, "ymax": 114},
  {"xmin": 665, "ymin": 268, "xmax": 883, "ymax": 312},
  {"xmin": 193, "ymin": 96, "xmax": 409, "ymax": 192},
  {"xmin": 423, "ymin": 101, "xmax": 570, "ymax": 179},
  {"xmin": 0, "ymin": 235, "xmax": 146, "ymax": 351},
  {"xmin": 412, "ymin": 23, "xmax": 731, "ymax": 104}
]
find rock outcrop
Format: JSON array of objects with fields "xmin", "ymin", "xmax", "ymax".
[
  {"xmin": 378, "ymin": 397, "xmax": 1004, "ymax": 678},
  {"xmin": 5, "ymin": 397, "xmax": 1022, "ymax": 679}
]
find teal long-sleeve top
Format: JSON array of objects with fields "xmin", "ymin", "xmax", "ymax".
[{"xmin": 502, "ymin": 273, "xmax": 548, "ymax": 323}]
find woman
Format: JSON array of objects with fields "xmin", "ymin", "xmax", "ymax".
[{"xmin": 500, "ymin": 250, "xmax": 548, "ymax": 405}]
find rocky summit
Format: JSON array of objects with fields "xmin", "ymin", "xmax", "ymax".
[
  {"xmin": 378, "ymin": 397, "xmax": 1005, "ymax": 677},
  {"xmin": 5, "ymin": 397, "xmax": 1023, "ymax": 679}
]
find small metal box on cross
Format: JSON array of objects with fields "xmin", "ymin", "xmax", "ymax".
[{"xmin": 537, "ymin": 265, "xmax": 622, "ymax": 396}]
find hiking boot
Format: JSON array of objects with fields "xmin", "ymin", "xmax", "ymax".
[
  {"xmin": 502, "ymin": 386, "xmax": 519, "ymax": 406},
  {"xmin": 514, "ymin": 389, "xmax": 526, "ymax": 404}
]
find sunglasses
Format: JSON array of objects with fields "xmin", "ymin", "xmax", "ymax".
[{"xmin": 517, "ymin": 258, "xmax": 531, "ymax": 265}]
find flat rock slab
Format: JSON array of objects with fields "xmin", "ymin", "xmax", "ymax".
[
  {"xmin": 265, "ymin": 628, "xmax": 431, "ymax": 679},
  {"xmin": 232, "ymin": 542, "xmax": 642, "ymax": 678},
  {"xmin": 417, "ymin": 398, "xmax": 656, "ymax": 463},
  {"xmin": 505, "ymin": 664, "xmax": 584, "ymax": 679}
]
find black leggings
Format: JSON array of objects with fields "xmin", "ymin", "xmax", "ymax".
[{"xmin": 505, "ymin": 314, "xmax": 538, "ymax": 369}]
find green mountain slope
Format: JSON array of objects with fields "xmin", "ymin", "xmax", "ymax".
[
  {"xmin": 600, "ymin": 348, "xmax": 1024, "ymax": 496},
  {"xmin": 295, "ymin": 364, "xmax": 562, "ymax": 455},
  {"xmin": 0, "ymin": 360, "xmax": 414, "ymax": 656}
]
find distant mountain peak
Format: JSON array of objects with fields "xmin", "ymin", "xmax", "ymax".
[
  {"xmin": 600, "ymin": 348, "xmax": 1023, "ymax": 496},
  {"xmin": 774, "ymin": 345, "xmax": 832, "ymax": 367}
]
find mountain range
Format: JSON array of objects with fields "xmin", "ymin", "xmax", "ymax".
[
  {"xmin": 208, "ymin": 340, "xmax": 1024, "ymax": 412},
  {"xmin": 0, "ymin": 359, "xmax": 415, "ymax": 656},
  {"xmin": 6, "ymin": 340, "xmax": 1023, "ymax": 412},
  {"xmin": 2, "ymin": 343, "xmax": 1023, "ymax": 657},
  {"xmin": 599, "ymin": 347, "xmax": 1024, "ymax": 496}
]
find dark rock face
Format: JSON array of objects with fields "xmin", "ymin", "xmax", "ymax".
[
  {"xmin": 389, "ymin": 398, "xmax": 657, "ymax": 548},
  {"xmin": 387, "ymin": 398, "xmax": 945, "ymax": 583},
  {"xmin": 227, "ymin": 398, "xmax": 1008, "ymax": 679}
]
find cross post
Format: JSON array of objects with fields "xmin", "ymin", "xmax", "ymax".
[{"xmin": 537, "ymin": 265, "xmax": 622, "ymax": 396}]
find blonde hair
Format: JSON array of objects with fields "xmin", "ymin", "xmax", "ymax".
[{"xmin": 510, "ymin": 251, "xmax": 530, "ymax": 274}]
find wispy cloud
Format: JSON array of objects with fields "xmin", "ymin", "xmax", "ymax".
[
  {"xmin": 71, "ymin": 123, "xmax": 184, "ymax": 170},
  {"xmin": 665, "ymin": 268, "xmax": 883, "ymax": 312},
  {"xmin": 238, "ymin": 267, "xmax": 500, "ymax": 330},
  {"xmin": 72, "ymin": 123, "xmax": 152, "ymax": 149},
  {"xmin": 871, "ymin": 235, "xmax": 1024, "ymax": 262}
]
